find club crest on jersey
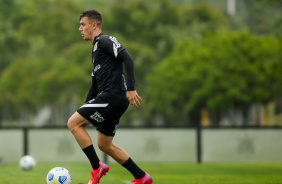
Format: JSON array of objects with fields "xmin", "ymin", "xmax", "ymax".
[
  {"xmin": 93, "ymin": 42, "xmax": 98, "ymax": 52},
  {"xmin": 90, "ymin": 111, "xmax": 105, "ymax": 123}
]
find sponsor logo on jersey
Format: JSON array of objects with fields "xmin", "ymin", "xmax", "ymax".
[
  {"xmin": 109, "ymin": 36, "xmax": 121, "ymax": 48},
  {"xmin": 113, "ymin": 125, "xmax": 118, "ymax": 134},
  {"xmin": 90, "ymin": 111, "xmax": 105, "ymax": 123},
  {"xmin": 93, "ymin": 42, "xmax": 98, "ymax": 52},
  {"xmin": 88, "ymin": 98, "xmax": 95, "ymax": 103},
  {"xmin": 109, "ymin": 36, "xmax": 121, "ymax": 57},
  {"xmin": 94, "ymin": 64, "xmax": 101, "ymax": 73},
  {"xmin": 122, "ymin": 74, "xmax": 127, "ymax": 90}
]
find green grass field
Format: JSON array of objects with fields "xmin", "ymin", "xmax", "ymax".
[{"xmin": 0, "ymin": 163, "xmax": 282, "ymax": 184}]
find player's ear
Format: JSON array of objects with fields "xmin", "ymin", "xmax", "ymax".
[{"xmin": 92, "ymin": 22, "xmax": 98, "ymax": 30}]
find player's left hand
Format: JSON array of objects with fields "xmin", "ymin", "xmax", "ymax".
[{"xmin": 126, "ymin": 91, "xmax": 142, "ymax": 107}]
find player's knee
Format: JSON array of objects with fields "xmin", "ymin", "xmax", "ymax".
[
  {"xmin": 97, "ymin": 142, "xmax": 106, "ymax": 152},
  {"xmin": 98, "ymin": 142, "xmax": 111, "ymax": 153},
  {"xmin": 67, "ymin": 119, "xmax": 73, "ymax": 131},
  {"xmin": 67, "ymin": 117, "xmax": 77, "ymax": 133}
]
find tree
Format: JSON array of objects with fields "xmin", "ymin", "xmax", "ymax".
[
  {"xmin": 0, "ymin": 0, "xmax": 85, "ymax": 125},
  {"xmin": 101, "ymin": 0, "xmax": 227, "ymax": 125},
  {"xmin": 0, "ymin": 0, "xmax": 21, "ymax": 73},
  {"xmin": 146, "ymin": 29, "xmax": 282, "ymax": 125},
  {"xmin": 229, "ymin": 0, "xmax": 282, "ymax": 35}
]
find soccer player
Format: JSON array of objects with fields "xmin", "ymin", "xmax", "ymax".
[{"xmin": 67, "ymin": 10, "xmax": 153, "ymax": 184}]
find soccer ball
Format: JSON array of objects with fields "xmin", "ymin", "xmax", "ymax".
[
  {"xmin": 46, "ymin": 167, "xmax": 72, "ymax": 184},
  {"xmin": 19, "ymin": 155, "xmax": 36, "ymax": 170}
]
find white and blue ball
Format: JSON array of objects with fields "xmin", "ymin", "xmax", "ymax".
[
  {"xmin": 19, "ymin": 155, "xmax": 36, "ymax": 170},
  {"xmin": 47, "ymin": 167, "xmax": 72, "ymax": 184}
]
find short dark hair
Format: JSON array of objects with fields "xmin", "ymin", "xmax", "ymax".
[{"xmin": 80, "ymin": 10, "xmax": 102, "ymax": 27}]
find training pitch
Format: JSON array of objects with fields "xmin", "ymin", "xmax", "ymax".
[{"xmin": 0, "ymin": 163, "xmax": 282, "ymax": 184}]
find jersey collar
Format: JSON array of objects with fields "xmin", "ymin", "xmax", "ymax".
[{"xmin": 93, "ymin": 32, "xmax": 104, "ymax": 44}]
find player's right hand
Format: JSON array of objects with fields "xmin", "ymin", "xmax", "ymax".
[{"xmin": 126, "ymin": 91, "xmax": 142, "ymax": 108}]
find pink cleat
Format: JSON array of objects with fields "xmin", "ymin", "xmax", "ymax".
[
  {"xmin": 88, "ymin": 161, "xmax": 109, "ymax": 184},
  {"xmin": 131, "ymin": 172, "xmax": 153, "ymax": 184}
]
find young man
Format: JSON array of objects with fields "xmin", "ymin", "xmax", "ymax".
[{"xmin": 67, "ymin": 10, "xmax": 153, "ymax": 184}]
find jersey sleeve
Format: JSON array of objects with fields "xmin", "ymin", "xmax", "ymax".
[
  {"xmin": 99, "ymin": 35, "xmax": 125, "ymax": 58},
  {"xmin": 117, "ymin": 49, "xmax": 136, "ymax": 91}
]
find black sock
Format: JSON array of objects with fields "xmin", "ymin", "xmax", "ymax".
[
  {"xmin": 122, "ymin": 157, "xmax": 145, "ymax": 179},
  {"xmin": 82, "ymin": 144, "xmax": 100, "ymax": 170}
]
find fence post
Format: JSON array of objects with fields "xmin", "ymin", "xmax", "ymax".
[
  {"xmin": 103, "ymin": 152, "xmax": 108, "ymax": 163},
  {"xmin": 196, "ymin": 124, "xmax": 202, "ymax": 163},
  {"xmin": 23, "ymin": 128, "xmax": 28, "ymax": 156}
]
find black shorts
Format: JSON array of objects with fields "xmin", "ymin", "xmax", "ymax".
[{"xmin": 77, "ymin": 94, "xmax": 129, "ymax": 136}]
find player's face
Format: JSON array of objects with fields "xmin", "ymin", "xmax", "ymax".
[{"xmin": 79, "ymin": 17, "xmax": 95, "ymax": 41}]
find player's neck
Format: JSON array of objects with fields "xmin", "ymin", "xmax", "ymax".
[{"xmin": 91, "ymin": 30, "xmax": 102, "ymax": 42}]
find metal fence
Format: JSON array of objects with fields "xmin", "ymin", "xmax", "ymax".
[{"xmin": 1, "ymin": 126, "xmax": 282, "ymax": 163}]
